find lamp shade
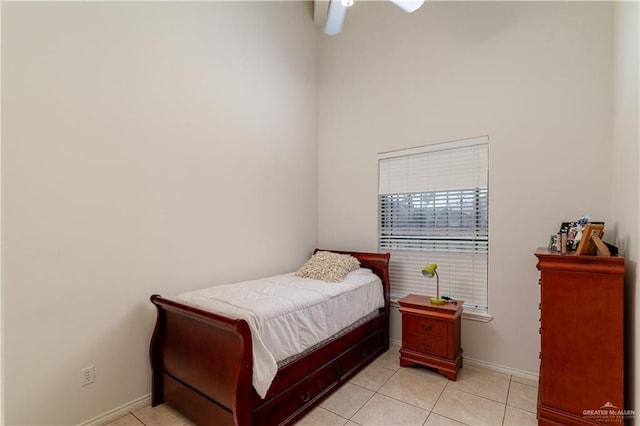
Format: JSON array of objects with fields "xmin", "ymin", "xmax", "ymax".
[{"xmin": 422, "ymin": 263, "xmax": 438, "ymax": 278}]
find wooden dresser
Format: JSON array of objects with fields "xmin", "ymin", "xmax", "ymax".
[
  {"xmin": 398, "ymin": 294, "xmax": 463, "ymax": 380},
  {"xmin": 535, "ymin": 248, "xmax": 625, "ymax": 425}
]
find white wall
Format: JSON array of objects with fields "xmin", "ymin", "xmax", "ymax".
[
  {"xmin": 0, "ymin": 3, "xmax": 4, "ymax": 421},
  {"xmin": 612, "ymin": 1, "xmax": 639, "ymax": 415},
  {"xmin": 318, "ymin": 1, "xmax": 614, "ymax": 377},
  {"xmin": 1, "ymin": 2, "xmax": 318, "ymax": 424}
]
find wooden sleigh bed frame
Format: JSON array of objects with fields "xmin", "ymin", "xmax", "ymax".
[{"xmin": 149, "ymin": 249, "xmax": 391, "ymax": 426}]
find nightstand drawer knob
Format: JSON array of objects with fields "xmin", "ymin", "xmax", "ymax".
[
  {"xmin": 300, "ymin": 392, "xmax": 311, "ymax": 402},
  {"xmin": 421, "ymin": 324, "xmax": 432, "ymax": 332},
  {"xmin": 421, "ymin": 343, "xmax": 432, "ymax": 351},
  {"xmin": 361, "ymin": 349, "xmax": 368, "ymax": 357}
]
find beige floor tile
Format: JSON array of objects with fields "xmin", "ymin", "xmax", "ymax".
[
  {"xmin": 350, "ymin": 364, "xmax": 395, "ymax": 391},
  {"xmin": 503, "ymin": 406, "xmax": 537, "ymax": 426},
  {"xmin": 321, "ymin": 382, "xmax": 375, "ymax": 418},
  {"xmin": 119, "ymin": 360, "xmax": 534, "ymax": 426},
  {"xmin": 397, "ymin": 365, "xmax": 450, "ymax": 385},
  {"xmin": 424, "ymin": 412, "xmax": 466, "ymax": 425},
  {"xmin": 295, "ymin": 406, "xmax": 348, "ymax": 425},
  {"xmin": 132, "ymin": 403, "xmax": 190, "ymax": 426},
  {"xmin": 373, "ymin": 345, "xmax": 402, "ymax": 371},
  {"xmin": 446, "ymin": 366, "xmax": 510, "ymax": 403},
  {"xmin": 351, "ymin": 393, "xmax": 429, "ymax": 426},
  {"xmin": 432, "ymin": 387, "xmax": 505, "ymax": 426},
  {"xmin": 378, "ymin": 368, "xmax": 446, "ymax": 411},
  {"xmin": 105, "ymin": 414, "xmax": 144, "ymax": 426},
  {"xmin": 507, "ymin": 381, "xmax": 537, "ymax": 413}
]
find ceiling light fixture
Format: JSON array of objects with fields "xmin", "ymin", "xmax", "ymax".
[{"xmin": 324, "ymin": 0, "xmax": 424, "ymax": 36}]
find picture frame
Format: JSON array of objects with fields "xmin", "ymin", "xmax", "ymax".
[
  {"xmin": 558, "ymin": 222, "xmax": 580, "ymax": 250},
  {"xmin": 575, "ymin": 223, "xmax": 606, "ymax": 255}
]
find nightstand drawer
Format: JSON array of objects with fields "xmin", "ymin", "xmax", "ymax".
[
  {"xmin": 405, "ymin": 332, "xmax": 448, "ymax": 358},
  {"xmin": 404, "ymin": 315, "xmax": 448, "ymax": 338}
]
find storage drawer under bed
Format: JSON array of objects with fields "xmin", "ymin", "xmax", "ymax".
[
  {"xmin": 336, "ymin": 331, "xmax": 383, "ymax": 378},
  {"xmin": 253, "ymin": 362, "xmax": 337, "ymax": 426}
]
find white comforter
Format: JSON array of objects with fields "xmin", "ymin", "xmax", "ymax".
[{"xmin": 174, "ymin": 268, "xmax": 384, "ymax": 398}]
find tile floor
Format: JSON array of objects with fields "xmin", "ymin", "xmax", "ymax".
[{"xmin": 107, "ymin": 345, "xmax": 538, "ymax": 426}]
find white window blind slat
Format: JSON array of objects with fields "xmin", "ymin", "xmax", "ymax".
[
  {"xmin": 378, "ymin": 137, "xmax": 489, "ymax": 311},
  {"xmin": 387, "ymin": 250, "xmax": 488, "ymax": 309},
  {"xmin": 379, "ymin": 143, "xmax": 488, "ymax": 195}
]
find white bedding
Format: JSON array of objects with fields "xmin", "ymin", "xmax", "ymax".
[{"xmin": 174, "ymin": 267, "xmax": 384, "ymax": 398}]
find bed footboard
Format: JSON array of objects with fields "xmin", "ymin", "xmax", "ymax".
[{"xmin": 150, "ymin": 295, "xmax": 253, "ymax": 426}]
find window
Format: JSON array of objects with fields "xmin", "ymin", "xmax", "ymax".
[{"xmin": 378, "ymin": 136, "xmax": 489, "ymax": 311}]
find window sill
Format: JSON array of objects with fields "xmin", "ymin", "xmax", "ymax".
[
  {"xmin": 462, "ymin": 309, "xmax": 493, "ymax": 322},
  {"xmin": 391, "ymin": 298, "xmax": 493, "ymax": 322}
]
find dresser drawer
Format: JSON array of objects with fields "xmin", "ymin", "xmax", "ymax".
[
  {"xmin": 254, "ymin": 363, "xmax": 337, "ymax": 426},
  {"xmin": 405, "ymin": 332, "xmax": 448, "ymax": 358},
  {"xmin": 404, "ymin": 315, "xmax": 448, "ymax": 338}
]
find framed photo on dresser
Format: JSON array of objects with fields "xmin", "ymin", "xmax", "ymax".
[
  {"xmin": 576, "ymin": 223, "xmax": 606, "ymax": 255},
  {"xmin": 558, "ymin": 221, "xmax": 580, "ymax": 250}
]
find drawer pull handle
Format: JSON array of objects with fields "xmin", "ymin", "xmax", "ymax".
[
  {"xmin": 361, "ymin": 349, "xmax": 368, "ymax": 357},
  {"xmin": 300, "ymin": 392, "xmax": 311, "ymax": 403},
  {"xmin": 421, "ymin": 324, "xmax": 432, "ymax": 332},
  {"xmin": 421, "ymin": 343, "xmax": 432, "ymax": 351}
]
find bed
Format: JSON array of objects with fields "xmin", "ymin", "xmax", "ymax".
[{"xmin": 149, "ymin": 249, "xmax": 391, "ymax": 426}]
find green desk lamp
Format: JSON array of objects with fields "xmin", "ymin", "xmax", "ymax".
[{"xmin": 422, "ymin": 263, "xmax": 446, "ymax": 305}]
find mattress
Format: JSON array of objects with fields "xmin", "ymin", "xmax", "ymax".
[{"xmin": 174, "ymin": 267, "xmax": 385, "ymax": 398}]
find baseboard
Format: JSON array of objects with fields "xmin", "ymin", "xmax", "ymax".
[
  {"xmin": 463, "ymin": 356, "xmax": 539, "ymax": 383},
  {"xmin": 389, "ymin": 339, "xmax": 539, "ymax": 383},
  {"xmin": 77, "ymin": 394, "xmax": 151, "ymax": 426}
]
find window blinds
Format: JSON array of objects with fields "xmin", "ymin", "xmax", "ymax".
[{"xmin": 378, "ymin": 137, "xmax": 489, "ymax": 310}]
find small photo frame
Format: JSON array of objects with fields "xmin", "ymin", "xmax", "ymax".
[
  {"xmin": 548, "ymin": 234, "xmax": 558, "ymax": 251},
  {"xmin": 559, "ymin": 222, "xmax": 580, "ymax": 250},
  {"xmin": 576, "ymin": 223, "xmax": 605, "ymax": 255}
]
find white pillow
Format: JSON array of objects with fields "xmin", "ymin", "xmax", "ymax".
[{"xmin": 295, "ymin": 251, "xmax": 361, "ymax": 283}]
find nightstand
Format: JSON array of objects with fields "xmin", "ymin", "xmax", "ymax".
[{"xmin": 398, "ymin": 294, "xmax": 463, "ymax": 380}]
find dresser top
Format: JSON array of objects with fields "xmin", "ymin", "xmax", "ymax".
[
  {"xmin": 535, "ymin": 247, "xmax": 624, "ymax": 275},
  {"xmin": 535, "ymin": 247, "xmax": 623, "ymax": 260}
]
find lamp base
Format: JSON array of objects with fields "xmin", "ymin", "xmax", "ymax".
[{"xmin": 430, "ymin": 297, "xmax": 447, "ymax": 305}]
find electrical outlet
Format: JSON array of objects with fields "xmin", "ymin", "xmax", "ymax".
[{"xmin": 81, "ymin": 366, "xmax": 95, "ymax": 386}]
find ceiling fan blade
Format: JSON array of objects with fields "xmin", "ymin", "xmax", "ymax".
[
  {"xmin": 389, "ymin": 0, "xmax": 425, "ymax": 13},
  {"xmin": 324, "ymin": 0, "xmax": 347, "ymax": 35}
]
